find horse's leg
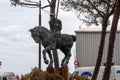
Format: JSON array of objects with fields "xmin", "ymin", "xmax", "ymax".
[
  {"xmin": 43, "ymin": 46, "xmax": 54, "ymax": 64},
  {"xmin": 61, "ymin": 48, "xmax": 71, "ymax": 66},
  {"xmin": 43, "ymin": 49, "xmax": 49, "ymax": 64},
  {"xmin": 47, "ymin": 51, "xmax": 53, "ymax": 67},
  {"xmin": 61, "ymin": 54, "xmax": 67, "ymax": 66},
  {"xmin": 64, "ymin": 51, "xmax": 71, "ymax": 65}
]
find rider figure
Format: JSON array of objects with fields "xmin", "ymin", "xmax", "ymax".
[
  {"xmin": 49, "ymin": 14, "xmax": 62, "ymax": 49},
  {"xmin": 49, "ymin": 15, "xmax": 62, "ymax": 37}
]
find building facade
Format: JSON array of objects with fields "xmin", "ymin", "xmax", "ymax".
[{"xmin": 75, "ymin": 27, "xmax": 120, "ymax": 67}]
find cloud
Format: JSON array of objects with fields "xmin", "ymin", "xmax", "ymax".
[
  {"xmin": 0, "ymin": 25, "xmax": 37, "ymax": 55},
  {"xmin": 0, "ymin": 25, "xmax": 38, "ymax": 75},
  {"xmin": 0, "ymin": 25, "xmax": 28, "ymax": 44}
]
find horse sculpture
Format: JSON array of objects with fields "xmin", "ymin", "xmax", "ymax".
[{"xmin": 29, "ymin": 26, "xmax": 76, "ymax": 67}]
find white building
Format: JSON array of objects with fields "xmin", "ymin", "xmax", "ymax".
[{"xmin": 75, "ymin": 27, "xmax": 120, "ymax": 67}]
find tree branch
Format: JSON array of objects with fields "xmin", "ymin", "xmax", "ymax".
[
  {"xmin": 87, "ymin": 0, "xmax": 104, "ymax": 18},
  {"xmin": 20, "ymin": 2, "xmax": 39, "ymax": 7},
  {"xmin": 41, "ymin": 5, "xmax": 50, "ymax": 9},
  {"xmin": 108, "ymin": 3, "xmax": 115, "ymax": 17},
  {"xmin": 47, "ymin": 0, "xmax": 51, "ymax": 5}
]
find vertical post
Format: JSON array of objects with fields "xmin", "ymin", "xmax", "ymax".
[
  {"xmin": 50, "ymin": 0, "xmax": 60, "ymax": 71},
  {"xmin": 38, "ymin": 0, "xmax": 41, "ymax": 69},
  {"xmin": 52, "ymin": 49, "xmax": 59, "ymax": 71}
]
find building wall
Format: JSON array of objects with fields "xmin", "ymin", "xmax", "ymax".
[{"xmin": 75, "ymin": 28, "xmax": 120, "ymax": 67}]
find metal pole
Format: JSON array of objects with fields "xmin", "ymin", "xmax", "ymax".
[
  {"xmin": 56, "ymin": 0, "xmax": 60, "ymax": 19},
  {"xmin": 39, "ymin": 0, "xmax": 41, "ymax": 69}
]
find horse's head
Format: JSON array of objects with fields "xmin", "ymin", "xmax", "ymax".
[
  {"xmin": 29, "ymin": 26, "xmax": 51, "ymax": 43},
  {"xmin": 29, "ymin": 27, "xmax": 41, "ymax": 43}
]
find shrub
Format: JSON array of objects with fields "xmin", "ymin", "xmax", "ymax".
[
  {"xmin": 21, "ymin": 67, "xmax": 89, "ymax": 80},
  {"xmin": 21, "ymin": 67, "xmax": 62, "ymax": 80}
]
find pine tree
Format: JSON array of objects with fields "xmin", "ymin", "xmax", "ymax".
[{"xmin": 61, "ymin": 0, "xmax": 115, "ymax": 80}]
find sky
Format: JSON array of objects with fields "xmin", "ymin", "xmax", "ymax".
[{"xmin": 0, "ymin": 0, "xmax": 81, "ymax": 76}]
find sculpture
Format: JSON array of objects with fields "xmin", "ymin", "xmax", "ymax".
[
  {"xmin": 49, "ymin": 15, "xmax": 62, "ymax": 35},
  {"xmin": 29, "ymin": 26, "xmax": 76, "ymax": 67}
]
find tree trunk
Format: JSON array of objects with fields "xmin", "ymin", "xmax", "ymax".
[
  {"xmin": 92, "ymin": 4, "xmax": 115, "ymax": 80},
  {"xmin": 50, "ymin": 0, "xmax": 56, "ymax": 16},
  {"xmin": 91, "ymin": 16, "xmax": 108, "ymax": 80},
  {"xmin": 50, "ymin": 0, "xmax": 60, "ymax": 70},
  {"xmin": 102, "ymin": 0, "xmax": 120, "ymax": 80}
]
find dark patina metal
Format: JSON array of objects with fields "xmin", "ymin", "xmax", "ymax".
[{"xmin": 29, "ymin": 26, "xmax": 76, "ymax": 67}]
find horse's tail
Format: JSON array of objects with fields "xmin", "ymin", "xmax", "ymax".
[{"xmin": 71, "ymin": 35, "xmax": 76, "ymax": 42}]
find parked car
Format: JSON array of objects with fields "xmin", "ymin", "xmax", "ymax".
[
  {"xmin": 0, "ymin": 72, "xmax": 16, "ymax": 80},
  {"xmin": 72, "ymin": 65, "xmax": 120, "ymax": 80}
]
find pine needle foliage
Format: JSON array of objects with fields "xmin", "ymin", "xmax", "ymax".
[
  {"xmin": 10, "ymin": 0, "xmax": 20, "ymax": 6},
  {"xmin": 61, "ymin": 0, "xmax": 115, "ymax": 25}
]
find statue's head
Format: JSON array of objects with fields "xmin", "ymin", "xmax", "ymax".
[{"xmin": 29, "ymin": 27, "xmax": 40, "ymax": 43}]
